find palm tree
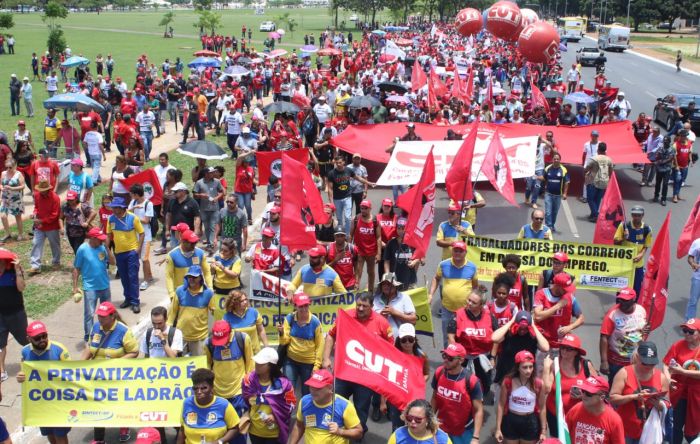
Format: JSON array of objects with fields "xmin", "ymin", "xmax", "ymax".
[{"xmin": 159, "ymin": 11, "xmax": 175, "ymax": 37}]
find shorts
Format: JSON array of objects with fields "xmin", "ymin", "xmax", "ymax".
[
  {"xmin": 0, "ymin": 310, "xmax": 29, "ymax": 348},
  {"xmin": 502, "ymin": 411, "xmax": 540, "ymax": 441},
  {"xmin": 140, "ymin": 240, "xmax": 151, "ymax": 261},
  {"xmin": 318, "ymin": 162, "xmax": 333, "ymax": 178},
  {"xmin": 40, "ymin": 427, "xmax": 71, "ymax": 437}
]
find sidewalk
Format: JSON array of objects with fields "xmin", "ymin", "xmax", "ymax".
[{"xmin": 2, "ymin": 118, "xmax": 270, "ymax": 443}]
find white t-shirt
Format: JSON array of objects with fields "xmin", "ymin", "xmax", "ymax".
[
  {"xmin": 128, "ymin": 198, "xmax": 154, "ymax": 241},
  {"xmin": 224, "ymin": 111, "xmax": 243, "ymax": 135},
  {"xmin": 83, "ymin": 131, "xmax": 104, "ymax": 156},
  {"xmin": 313, "ymin": 103, "xmax": 332, "ymax": 123},
  {"xmin": 154, "ymin": 164, "xmax": 176, "ymax": 189},
  {"xmin": 46, "ymin": 76, "xmax": 58, "ymax": 92},
  {"xmin": 139, "ymin": 326, "xmax": 184, "ymax": 358},
  {"xmin": 583, "ymin": 141, "xmax": 599, "ymax": 166},
  {"xmin": 136, "ymin": 111, "xmax": 155, "ymax": 132},
  {"xmin": 690, "ymin": 238, "xmax": 700, "ymax": 280}
]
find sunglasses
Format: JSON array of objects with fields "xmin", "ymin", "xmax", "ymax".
[
  {"xmin": 533, "ymin": 217, "xmax": 544, "ymax": 221},
  {"xmin": 441, "ymin": 353, "xmax": 458, "ymax": 361},
  {"xmin": 682, "ymin": 328, "xmax": 696, "ymax": 335},
  {"xmin": 405, "ymin": 415, "xmax": 425, "ymax": 423},
  {"xmin": 400, "ymin": 337, "xmax": 415, "ymax": 344},
  {"xmin": 226, "ymin": 201, "xmax": 236, "ymax": 204}
]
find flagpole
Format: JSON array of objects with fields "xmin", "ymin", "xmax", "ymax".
[{"xmin": 424, "ymin": 273, "xmax": 436, "ymax": 349}]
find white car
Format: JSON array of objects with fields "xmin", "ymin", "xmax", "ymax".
[{"xmin": 259, "ymin": 21, "xmax": 276, "ymax": 31}]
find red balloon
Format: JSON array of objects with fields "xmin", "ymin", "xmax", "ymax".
[
  {"xmin": 455, "ymin": 8, "xmax": 483, "ymax": 37},
  {"xmin": 518, "ymin": 21, "xmax": 561, "ymax": 64},
  {"xmin": 514, "ymin": 8, "xmax": 539, "ymax": 36},
  {"xmin": 486, "ymin": 1, "xmax": 522, "ymax": 41}
]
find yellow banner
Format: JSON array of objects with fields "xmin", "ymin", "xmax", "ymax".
[
  {"xmin": 465, "ymin": 236, "xmax": 636, "ymax": 291},
  {"xmin": 406, "ymin": 287, "xmax": 434, "ymax": 337},
  {"xmin": 22, "ymin": 357, "xmax": 206, "ymax": 427}
]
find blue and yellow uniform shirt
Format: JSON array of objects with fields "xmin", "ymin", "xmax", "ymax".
[
  {"xmin": 288, "ymin": 264, "xmax": 346, "ymax": 297},
  {"xmin": 614, "ymin": 221, "xmax": 652, "ymax": 269},
  {"xmin": 436, "ymin": 221, "xmax": 475, "ymax": 260},
  {"xmin": 168, "ymin": 281, "xmax": 216, "ymax": 342},
  {"xmin": 87, "ymin": 321, "xmax": 138, "ymax": 359},
  {"xmin": 106, "ymin": 211, "xmax": 144, "ymax": 254},
  {"xmin": 436, "ymin": 259, "xmax": 478, "ymax": 312},
  {"xmin": 21, "ymin": 341, "xmax": 70, "ymax": 362},
  {"xmin": 544, "ymin": 164, "xmax": 570, "ymax": 196},
  {"xmin": 223, "ymin": 308, "xmax": 264, "ymax": 353},
  {"xmin": 205, "ymin": 331, "xmax": 253, "ymax": 399},
  {"xmin": 165, "ymin": 247, "xmax": 213, "ymax": 298},
  {"xmin": 181, "ymin": 395, "xmax": 239, "ymax": 444},
  {"xmin": 296, "ymin": 394, "xmax": 360, "ymax": 444},
  {"xmin": 518, "ymin": 223, "xmax": 553, "ymax": 240},
  {"xmin": 279, "ymin": 312, "xmax": 323, "ymax": 369}
]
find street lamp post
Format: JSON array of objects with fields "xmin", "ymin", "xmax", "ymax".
[{"xmin": 626, "ymin": 0, "xmax": 632, "ymax": 27}]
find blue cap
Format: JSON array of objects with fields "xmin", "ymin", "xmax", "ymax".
[
  {"xmin": 108, "ymin": 196, "xmax": 128, "ymax": 208},
  {"xmin": 185, "ymin": 265, "xmax": 203, "ymax": 277}
]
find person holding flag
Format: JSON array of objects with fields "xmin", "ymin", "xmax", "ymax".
[
  {"xmin": 564, "ymin": 376, "xmax": 625, "ymax": 444},
  {"xmin": 286, "ymin": 245, "xmax": 346, "ymax": 298},
  {"xmin": 436, "ymin": 203, "xmax": 475, "ymax": 260},
  {"xmin": 533, "ymin": 273, "xmax": 585, "ymax": 351},
  {"xmin": 614, "ymin": 205, "xmax": 652, "ymax": 295}
]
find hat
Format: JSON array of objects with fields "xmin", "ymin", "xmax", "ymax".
[
  {"xmin": 70, "ymin": 158, "xmax": 85, "ymax": 167},
  {"xmin": 211, "ymin": 320, "xmax": 231, "ymax": 346},
  {"xmin": 381, "ymin": 198, "xmax": 393, "ymax": 207},
  {"xmin": 324, "ymin": 121, "xmax": 332, "ymax": 127},
  {"xmin": 294, "ymin": 293, "xmax": 311, "ymax": 306},
  {"xmin": 305, "ymin": 369, "xmax": 334, "ymax": 388},
  {"xmin": 559, "ymin": 333, "xmax": 586, "ymax": 355},
  {"xmin": 262, "ymin": 227, "xmax": 276, "ymax": 238},
  {"xmin": 380, "ymin": 272, "xmax": 402, "ymax": 287},
  {"xmin": 87, "ymin": 227, "xmax": 107, "ymax": 241},
  {"xmin": 171, "ymin": 222, "xmax": 190, "ymax": 232},
  {"xmin": 317, "ymin": 95, "xmax": 326, "ymax": 100},
  {"xmin": 34, "ymin": 179, "xmax": 52, "ymax": 192},
  {"xmin": 515, "ymin": 310, "xmax": 532, "ymax": 325},
  {"xmin": 390, "ymin": 108, "xmax": 397, "ymax": 113},
  {"xmin": 448, "ymin": 203, "xmax": 461, "ymax": 212},
  {"xmin": 580, "ymin": 375, "xmax": 610, "ymax": 394},
  {"xmin": 407, "ymin": 122, "xmax": 415, "ymax": 128},
  {"xmin": 397, "ymin": 217, "xmax": 407, "ymax": 227},
  {"xmin": 398, "ymin": 323, "xmax": 416, "ymax": 338},
  {"xmin": 681, "ymin": 318, "xmax": 700, "ymax": 331},
  {"xmin": 441, "ymin": 343, "xmax": 466, "ymax": 358},
  {"xmin": 269, "ymin": 205, "xmax": 281, "ymax": 214},
  {"xmin": 515, "ymin": 350, "xmax": 535, "ymax": 364},
  {"xmin": 360, "ymin": 200, "xmax": 372, "ymax": 209},
  {"xmin": 181, "ymin": 230, "xmax": 200, "ymax": 243},
  {"xmin": 241, "ymin": 126, "xmax": 251, "ymax": 134},
  {"xmin": 553, "ymin": 251, "xmax": 569, "ymax": 263},
  {"xmin": 171, "ymin": 182, "xmax": 188, "ymax": 192},
  {"xmin": 185, "ymin": 265, "xmax": 203, "ymax": 278},
  {"xmin": 352, "ymin": 153, "xmax": 361, "ymax": 159},
  {"xmin": 17, "ymin": 119, "xmax": 26, "ymax": 127},
  {"xmin": 26, "ymin": 321, "xmax": 48, "ymax": 338},
  {"xmin": 205, "ymin": 166, "xmax": 216, "ymax": 174},
  {"xmin": 553, "ymin": 273, "xmax": 576, "ymax": 293},
  {"xmin": 334, "ymin": 229, "xmax": 347, "ymax": 237},
  {"xmin": 591, "ymin": 130, "xmax": 600, "ymax": 136},
  {"xmin": 186, "ymin": 92, "xmax": 194, "ymax": 97},
  {"xmin": 11, "ymin": 74, "xmax": 16, "ymax": 77},
  {"xmin": 636, "ymin": 341, "xmax": 659, "ymax": 365},
  {"xmin": 630, "ymin": 205, "xmax": 645, "ymax": 215},
  {"xmin": 135, "ymin": 428, "xmax": 162, "ymax": 444},
  {"xmin": 66, "ymin": 190, "xmax": 79, "ymax": 201},
  {"xmin": 618, "ymin": 91, "xmax": 625, "ymax": 96},
  {"xmin": 39, "ymin": 148, "xmax": 49, "ymax": 156},
  {"xmin": 616, "ymin": 287, "xmax": 636, "ymax": 301},
  {"xmin": 253, "ymin": 347, "xmax": 279, "ymax": 365},
  {"xmin": 451, "ymin": 241, "xmax": 467, "ymax": 251},
  {"xmin": 96, "ymin": 301, "xmax": 116, "ymax": 316},
  {"xmin": 108, "ymin": 196, "xmax": 128, "ymax": 208},
  {"xmin": 309, "ymin": 246, "xmax": 326, "ymax": 257}
]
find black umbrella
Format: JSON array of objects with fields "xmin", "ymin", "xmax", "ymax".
[
  {"xmin": 342, "ymin": 95, "xmax": 382, "ymax": 109},
  {"xmin": 236, "ymin": 57, "xmax": 253, "ymax": 65},
  {"xmin": 376, "ymin": 81, "xmax": 408, "ymax": 94},
  {"xmin": 543, "ymin": 90, "xmax": 564, "ymax": 99},
  {"xmin": 264, "ymin": 101, "xmax": 300, "ymax": 114},
  {"xmin": 177, "ymin": 140, "xmax": 228, "ymax": 160}
]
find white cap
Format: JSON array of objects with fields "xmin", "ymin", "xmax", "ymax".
[
  {"xmin": 171, "ymin": 182, "xmax": 188, "ymax": 192},
  {"xmin": 241, "ymin": 127, "xmax": 251, "ymax": 134},
  {"xmin": 23, "ymin": 76, "xmax": 29, "ymax": 81},
  {"xmin": 618, "ymin": 91, "xmax": 625, "ymax": 96},
  {"xmin": 390, "ymin": 108, "xmax": 397, "ymax": 113},
  {"xmin": 253, "ymin": 347, "xmax": 279, "ymax": 365},
  {"xmin": 398, "ymin": 323, "xmax": 416, "ymax": 338},
  {"xmin": 11, "ymin": 74, "xmax": 16, "ymax": 77}
]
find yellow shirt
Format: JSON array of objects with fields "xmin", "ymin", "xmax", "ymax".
[
  {"xmin": 288, "ymin": 264, "xmax": 347, "ymax": 297},
  {"xmin": 44, "ymin": 118, "xmax": 62, "ymax": 142},
  {"xmin": 168, "ymin": 285, "xmax": 217, "ymax": 341},
  {"xmin": 387, "ymin": 429, "xmax": 453, "ymax": 444},
  {"xmin": 205, "ymin": 332, "xmax": 254, "ymax": 399},
  {"xmin": 165, "ymin": 247, "xmax": 213, "ymax": 298},
  {"xmin": 181, "ymin": 396, "xmax": 239, "ymax": 444},
  {"xmin": 248, "ymin": 380, "xmax": 279, "ymax": 438},
  {"xmin": 106, "ymin": 212, "xmax": 144, "ymax": 254},
  {"xmin": 278, "ymin": 313, "xmax": 323, "ymax": 368},
  {"xmin": 296, "ymin": 394, "xmax": 360, "ymax": 444},
  {"xmin": 614, "ymin": 222, "xmax": 652, "ymax": 269}
]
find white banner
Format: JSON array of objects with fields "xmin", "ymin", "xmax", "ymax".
[
  {"xmin": 249, "ymin": 269, "xmax": 297, "ymax": 301},
  {"xmin": 376, "ymin": 134, "xmax": 538, "ymax": 186}
]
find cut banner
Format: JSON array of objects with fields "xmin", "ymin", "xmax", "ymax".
[
  {"xmin": 22, "ymin": 357, "xmax": 206, "ymax": 427},
  {"xmin": 465, "ymin": 235, "xmax": 636, "ymax": 291},
  {"xmin": 376, "ymin": 133, "xmax": 537, "ymax": 186}
]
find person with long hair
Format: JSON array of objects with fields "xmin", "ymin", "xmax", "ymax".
[
  {"xmin": 387, "ymin": 399, "xmax": 451, "ymax": 444},
  {"xmin": 501, "ymin": 254, "xmax": 531, "ymax": 311},
  {"xmin": 495, "ymin": 350, "xmax": 547, "ymax": 444},
  {"xmin": 14, "ymin": 140, "xmax": 34, "ymax": 193},
  {"xmin": 223, "ymin": 290, "xmax": 268, "ymax": 354},
  {"xmin": 241, "ymin": 347, "xmax": 296, "ymax": 444},
  {"xmin": 109, "ymin": 155, "xmax": 135, "ymax": 202},
  {"xmin": 0, "ymin": 158, "xmax": 25, "ymax": 242}
]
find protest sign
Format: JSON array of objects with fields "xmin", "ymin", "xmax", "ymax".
[
  {"xmin": 405, "ymin": 287, "xmax": 434, "ymax": 337},
  {"xmin": 22, "ymin": 356, "xmax": 206, "ymax": 427},
  {"xmin": 465, "ymin": 236, "xmax": 636, "ymax": 291}
]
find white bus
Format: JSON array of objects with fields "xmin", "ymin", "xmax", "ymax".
[
  {"xmin": 598, "ymin": 25, "xmax": 630, "ymax": 51},
  {"xmin": 557, "ymin": 16, "xmax": 587, "ymax": 42}
]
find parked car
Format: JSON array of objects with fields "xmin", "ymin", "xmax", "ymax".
[
  {"xmin": 653, "ymin": 93, "xmax": 700, "ymax": 133},
  {"xmin": 657, "ymin": 22, "xmax": 678, "ymax": 30},
  {"xmin": 576, "ymin": 47, "xmax": 606, "ymax": 66},
  {"xmin": 587, "ymin": 21, "xmax": 600, "ymax": 32},
  {"xmin": 259, "ymin": 21, "xmax": 276, "ymax": 31}
]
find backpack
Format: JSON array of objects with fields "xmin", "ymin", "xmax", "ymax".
[
  {"xmin": 145, "ymin": 327, "xmax": 180, "ymax": 358},
  {"xmin": 207, "ymin": 331, "xmax": 247, "ymax": 368},
  {"xmin": 625, "ymin": 221, "xmax": 651, "ymax": 242}
]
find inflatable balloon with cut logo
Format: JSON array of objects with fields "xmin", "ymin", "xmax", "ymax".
[
  {"xmin": 518, "ymin": 21, "xmax": 561, "ymax": 64},
  {"xmin": 515, "ymin": 8, "xmax": 539, "ymax": 35},
  {"xmin": 455, "ymin": 8, "xmax": 483, "ymax": 37},
  {"xmin": 486, "ymin": 1, "xmax": 522, "ymax": 41}
]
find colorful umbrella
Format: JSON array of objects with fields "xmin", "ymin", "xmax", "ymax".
[
  {"xmin": 317, "ymin": 48, "xmax": 341, "ymax": 56},
  {"xmin": 61, "ymin": 56, "xmax": 90, "ymax": 68},
  {"xmin": 269, "ymin": 31, "xmax": 281, "ymax": 39},
  {"xmin": 187, "ymin": 57, "xmax": 221, "ymax": 69},
  {"xmin": 269, "ymin": 49, "xmax": 288, "ymax": 58},
  {"xmin": 372, "ymin": 30, "xmax": 386, "ymax": 36},
  {"xmin": 194, "ymin": 50, "xmax": 219, "ymax": 57},
  {"xmin": 395, "ymin": 38, "xmax": 414, "ymax": 46},
  {"xmin": 378, "ymin": 54, "xmax": 398, "ymax": 64},
  {"xmin": 300, "ymin": 45, "xmax": 318, "ymax": 53},
  {"xmin": 277, "ymin": 29, "xmax": 286, "ymax": 35},
  {"xmin": 43, "ymin": 93, "xmax": 104, "ymax": 112},
  {"xmin": 224, "ymin": 65, "xmax": 250, "ymax": 76},
  {"xmin": 385, "ymin": 95, "xmax": 411, "ymax": 104}
]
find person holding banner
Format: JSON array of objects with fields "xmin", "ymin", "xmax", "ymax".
[
  {"xmin": 536, "ymin": 252, "xmax": 574, "ymax": 291},
  {"xmin": 436, "ymin": 204, "xmax": 475, "ymax": 260},
  {"xmin": 168, "ymin": 265, "xmax": 217, "ymax": 356},
  {"xmin": 387, "ymin": 399, "xmax": 451, "ymax": 444},
  {"xmin": 245, "ymin": 228, "xmax": 281, "ymax": 276},
  {"xmin": 518, "ymin": 209, "xmax": 553, "ymax": 242},
  {"xmin": 223, "ymin": 290, "xmax": 267, "ymax": 354},
  {"xmin": 564, "ymin": 376, "xmax": 625, "ymax": 444},
  {"xmin": 614, "ymin": 206, "xmax": 652, "ymax": 296}
]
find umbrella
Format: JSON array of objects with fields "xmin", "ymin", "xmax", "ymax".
[
  {"xmin": 317, "ymin": 48, "xmax": 341, "ymax": 56},
  {"xmin": 269, "ymin": 49, "xmax": 288, "ymax": 58},
  {"xmin": 269, "ymin": 31, "xmax": 281, "ymax": 39},
  {"xmin": 44, "ymin": 93, "xmax": 104, "ymax": 112},
  {"xmin": 300, "ymin": 44, "xmax": 318, "ymax": 53},
  {"xmin": 264, "ymin": 101, "xmax": 300, "ymax": 114},
  {"xmin": 378, "ymin": 54, "xmax": 398, "ymax": 64},
  {"xmin": 385, "ymin": 95, "xmax": 411, "ymax": 104},
  {"xmin": 342, "ymin": 95, "xmax": 381, "ymax": 109},
  {"xmin": 543, "ymin": 90, "xmax": 565, "ymax": 99},
  {"xmin": 188, "ymin": 57, "xmax": 221, "ymax": 69},
  {"xmin": 194, "ymin": 50, "xmax": 219, "ymax": 57},
  {"xmin": 372, "ymin": 30, "xmax": 386, "ymax": 36},
  {"xmin": 61, "ymin": 56, "xmax": 90, "ymax": 68},
  {"xmin": 250, "ymin": 57, "xmax": 263, "ymax": 64},
  {"xmin": 277, "ymin": 29, "xmax": 286, "ymax": 35},
  {"xmin": 559, "ymin": 43, "xmax": 568, "ymax": 52},
  {"xmin": 236, "ymin": 57, "xmax": 253, "ymax": 65},
  {"xmin": 564, "ymin": 92, "xmax": 595, "ymax": 103},
  {"xmin": 224, "ymin": 65, "xmax": 250, "ymax": 76},
  {"xmin": 177, "ymin": 140, "xmax": 228, "ymax": 160},
  {"xmin": 395, "ymin": 38, "xmax": 414, "ymax": 46},
  {"xmin": 377, "ymin": 81, "xmax": 408, "ymax": 94}
]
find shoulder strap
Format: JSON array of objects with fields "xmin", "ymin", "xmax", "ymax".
[
  {"xmin": 582, "ymin": 358, "xmax": 591, "ymax": 378},
  {"xmin": 235, "ymin": 331, "xmax": 247, "ymax": 368},
  {"xmin": 167, "ymin": 327, "xmax": 176, "ymax": 347},
  {"xmin": 145, "ymin": 328, "xmax": 153, "ymax": 358}
]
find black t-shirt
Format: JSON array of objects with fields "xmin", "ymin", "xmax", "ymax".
[
  {"xmin": 315, "ymin": 222, "xmax": 336, "ymax": 243},
  {"xmin": 559, "ymin": 112, "xmax": 576, "ymax": 125},
  {"xmin": 0, "ymin": 270, "xmax": 24, "ymax": 314},
  {"xmin": 326, "ymin": 167, "xmax": 356, "ymax": 200},
  {"xmin": 383, "ymin": 237, "xmax": 417, "ymax": 289},
  {"xmin": 167, "ymin": 196, "xmax": 200, "ymax": 228}
]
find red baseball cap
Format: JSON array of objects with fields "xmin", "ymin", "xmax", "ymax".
[
  {"xmin": 262, "ymin": 227, "xmax": 276, "ymax": 238},
  {"xmin": 269, "ymin": 205, "xmax": 281, "ymax": 214},
  {"xmin": 211, "ymin": 320, "xmax": 231, "ymax": 346},
  {"xmin": 441, "ymin": 343, "xmax": 466, "ymax": 358},
  {"xmin": 451, "ymin": 241, "xmax": 467, "ymax": 251},
  {"xmin": 579, "ymin": 375, "xmax": 610, "ymax": 394},
  {"xmin": 616, "ymin": 287, "xmax": 636, "ymax": 301},
  {"xmin": 135, "ymin": 428, "xmax": 161, "ymax": 444},
  {"xmin": 382, "ymin": 198, "xmax": 393, "ymax": 207},
  {"xmin": 448, "ymin": 203, "xmax": 462, "ymax": 212},
  {"xmin": 96, "ymin": 302, "xmax": 116, "ymax": 317},
  {"xmin": 181, "ymin": 230, "xmax": 200, "ymax": 243},
  {"xmin": 324, "ymin": 203, "xmax": 336, "ymax": 211},
  {"xmin": 360, "ymin": 200, "xmax": 372, "ymax": 208},
  {"xmin": 66, "ymin": 190, "xmax": 79, "ymax": 201},
  {"xmin": 171, "ymin": 222, "xmax": 190, "ymax": 232},
  {"xmin": 305, "ymin": 369, "xmax": 334, "ymax": 388},
  {"xmin": 553, "ymin": 251, "xmax": 569, "ymax": 263},
  {"xmin": 26, "ymin": 321, "xmax": 48, "ymax": 338},
  {"xmin": 294, "ymin": 293, "xmax": 311, "ymax": 306},
  {"xmin": 515, "ymin": 350, "xmax": 535, "ymax": 364},
  {"xmin": 309, "ymin": 246, "xmax": 326, "ymax": 257},
  {"xmin": 553, "ymin": 273, "xmax": 576, "ymax": 293},
  {"xmin": 559, "ymin": 333, "xmax": 586, "ymax": 356},
  {"xmin": 87, "ymin": 227, "xmax": 107, "ymax": 241},
  {"xmin": 681, "ymin": 318, "xmax": 700, "ymax": 331}
]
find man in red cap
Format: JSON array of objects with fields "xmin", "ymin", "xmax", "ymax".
[
  {"xmin": 436, "ymin": 202, "xmax": 475, "ymax": 260},
  {"xmin": 287, "ymin": 245, "xmax": 345, "ymax": 298},
  {"xmin": 288, "ymin": 369, "xmax": 363, "ymax": 443},
  {"xmin": 244, "ymin": 227, "xmax": 282, "ymax": 276},
  {"xmin": 17, "ymin": 321, "xmax": 71, "ymax": 444},
  {"xmin": 599, "ymin": 287, "xmax": 650, "ymax": 382},
  {"xmin": 165, "ymin": 228, "xmax": 212, "ymax": 300},
  {"xmin": 351, "ymin": 199, "xmax": 381, "ymax": 292},
  {"xmin": 431, "ymin": 342, "xmax": 484, "ymax": 443},
  {"xmin": 565, "ymin": 376, "xmax": 624, "ymax": 443},
  {"xmin": 534, "ymin": 272, "xmax": 585, "ymax": 352},
  {"xmin": 537, "ymin": 251, "xmax": 575, "ymax": 290}
]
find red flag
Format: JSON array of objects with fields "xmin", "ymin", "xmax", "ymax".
[
  {"xmin": 678, "ymin": 194, "xmax": 700, "ymax": 258},
  {"xmin": 483, "ymin": 75, "xmax": 493, "ymax": 109},
  {"xmin": 429, "ymin": 67, "xmax": 447, "ymax": 98},
  {"xmin": 280, "ymin": 153, "xmax": 328, "ymax": 250},
  {"xmin": 119, "ymin": 168, "xmax": 163, "ymax": 205},
  {"xmin": 450, "ymin": 69, "xmax": 469, "ymax": 103},
  {"xmin": 427, "ymin": 79, "xmax": 440, "ymax": 111},
  {"xmin": 445, "ymin": 122, "xmax": 478, "ymax": 203},
  {"xmin": 291, "ymin": 92, "xmax": 311, "ymax": 109},
  {"xmin": 529, "ymin": 78, "xmax": 550, "ymax": 116},
  {"xmin": 402, "ymin": 148, "xmax": 436, "ymax": 259},
  {"xmin": 411, "ymin": 61, "xmax": 427, "ymax": 91},
  {"xmin": 334, "ymin": 309, "xmax": 425, "ymax": 411},
  {"xmin": 481, "ymin": 130, "xmax": 517, "ymax": 206},
  {"xmin": 593, "ymin": 172, "xmax": 625, "ymax": 245},
  {"xmin": 465, "ymin": 67, "xmax": 475, "ymax": 101},
  {"xmin": 638, "ymin": 212, "xmax": 671, "ymax": 331},
  {"xmin": 256, "ymin": 149, "xmax": 309, "ymax": 185}
]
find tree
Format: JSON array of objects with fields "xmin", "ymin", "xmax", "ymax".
[
  {"xmin": 193, "ymin": 10, "xmax": 222, "ymax": 34},
  {"xmin": 47, "ymin": 28, "xmax": 67, "ymax": 58},
  {"xmin": 328, "ymin": 0, "xmax": 348, "ymax": 28},
  {"xmin": 159, "ymin": 11, "xmax": 175, "ymax": 36},
  {"xmin": 193, "ymin": 0, "xmax": 212, "ymax": 10},
  {"xmin": 42, "ymin": 1, "xmax": 68, "ymax": 32},
  {"xmin": 0, "ymin": 12, "xmax": 14, "ymax": 31},
  {"xmin": 287, "ymin": 17, "xmax": 298, "ymax": 37}
]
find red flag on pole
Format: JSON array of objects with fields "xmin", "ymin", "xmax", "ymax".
[
  {"xmin": 677, "ymin": 194, "xmax": 700, "ymax": 258},
  {"xmin": 402, "ymin": 147, "xmax": 436, "ymax": 259},
  {"xmin": 119, "ymin": 168, "xmax": 163, "ymax": 205},
  {"xmin": 445, "ymin": 122, "xmax": 478, "ymax": 204},
  {"xmin": 593, "ymin": 172, "xmax": 625, "ymax": 245},
  {"xmin": 334, "ymin": 309, "xmax": 426, "ymax": 411},
  {"xmin": 429, "ymin": 67, "xmax": 447, "ymax": 98},
  {"xmin": 256, "ymin": 149, "xmax": 309, "ymax": 185},
  {"xmin": 427, "ymin": 80, "xmax": 440, "ymax": 111},
  {"xmin": 465, "ymin": 67, "xmax": 475, "ymax": 102},
  {"xmin": 411, "ymin": 61, "xmax": 427, "ymax": 91},
  {"xmin": 529, "ymin": 77, "xmax": 550, "ymax": 116},
  {"xmin": 638, "ymin": 212, "xmax": 671, "ymax": 331},
  {"xmin": 481, "ymin": 130, "xmax": 517, "ymax": 206},
  {"xmin": 280, "ymin": 153, "xmax": 328, "ymax": 250},
  {"xmin": 450, "ymin": 69, "xmax": 469, "ymax": 103}
]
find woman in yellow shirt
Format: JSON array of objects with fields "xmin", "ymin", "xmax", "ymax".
[
  {"xmin": 223, "ymin": 290, "xmax": 268, "ymax": 353},
  {"xmin": 211, "ymin": 239, "xmax": 242, "ymax": 320}
]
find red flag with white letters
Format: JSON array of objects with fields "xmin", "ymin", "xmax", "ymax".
[
  {"xmin": 593, "ymin": 172, "xmax": 625, "ymax": 245},
  {"xmin": 402, "ymin": 148, "xmax": 436, "ymax": 259},
  {"xmin": 334, "ymin": 309, "xmax": 425, "ymax": 411},
  {"xmin": 481, "ymin": 130, "xmax": 517, "ymax": 206},
  {"xmin": 638, "ymin": 212, "xmax": 670, "ymax": 331}
]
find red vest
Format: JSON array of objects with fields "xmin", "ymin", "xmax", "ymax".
[
  {"xmin": 454, "ymin": 307, "xmax": 494, "ymax": 355},
  {"xmin": 535, "ymin": 288, "xmax": 574, "ymax": 346},
  {"xmin": 376, "ymin": 213, "xmax": 397, "ymax": 243},
  {"xmin": 546, "ymin": 360, "xmax": 587, "ymax": 414},
  {"xmin": 507, "ymin": 273, "xmax": 525, "ymax": 309},
  {"xmin": 327, "ymin": 242, "xmax": 357, "ymax": 289},
  {"xmin": 617, "ymin": 365, "xmax": 663, "ymax": 439},
  {"xmin": 353, "ymin": 216, "xmax": 378, "ymax": 256},
  {"xmin": 487, "ymin": 301, "xmax": 517, "ymax": 327},
  {"xmin": 434, "ymin": 366, "xmax": 477, "ymax": 436}
]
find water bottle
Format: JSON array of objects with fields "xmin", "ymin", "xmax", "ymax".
[{"xmin": 258, "ymin": 411, "xmax": 275, "ymax": 430}]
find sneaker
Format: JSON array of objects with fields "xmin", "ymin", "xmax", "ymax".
[
  {"xmin": 140, "ymin": 281, "xmax": 149, "ymax": 291},
  {"xmin": 154, "ymin": 248, "xmax": 167, "ymax": 255},
  {"xmin": 0, "ymin": 371, "xmax": 7, "ymax": 382},
  {"xmin": 119, "ymin": 428, "xmax": 130, "ymax": 442},
  {"xmin": 131, "ymin": 305, "xmax": 141, "ymax": 314},
  {"xmin": 119, "ymin": 300, "xmax": 131, "ymax": 309}
]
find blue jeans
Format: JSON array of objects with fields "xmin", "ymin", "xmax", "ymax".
[
  {"xmin": 544, "ymin": 193, "xmax": 562, "ymax": 231},
  {"xmin": 115, "ymin": 250, "xmax": 140, "ymax": 305},
  {"xmin": 672, "ymin": 397, "xmax": 699, "ymax": 444},
  {"xmin": 236, "ymin": 192, "xmax": 252, "ymax": 221},
  {"xmin": 686, "ymin": 276, "xmax": 700, "ymax": 321},
  {"xmin": 673, "ymin": 167, "xmax": 689, "ymax": 198},
  {"xmin": 90, "ymin": 154, "xmax": 102, "ymax": 184},
  {"xmin": 449, "ymin": 426, "xmax": 475, "ymax": 444},
  {"xmin": 334, "ymin": 196, "xmax": 352, "ymax": 234},
  {"xmin": 141, "ymin": 130, "xmax": 153, "ymax": 161},
  {"xmin": 284, "ymin": 358, "xmax": 314, "ymax": 397},
  {"xmin": 83, "ymin": 288, "xmax": 111, "ymax": 341},
  {"xmin": 525, "ymin": 169, "xmax": 544, "ymax": 204},
  {"xmin": 586, "ymin": 184, "xmax": 606, "ymax": 218},
  {"xmin": 335, "ymin": 378, "xmax": 372, "ymax": 435},
  {"xmin": 440, "ymin": 306, "xmax": 457, "ymax": 349},
  {"xmin": 634, "ymin": 266, "xmax": 644, "ymax": 296},
  {"xmin": 392, "ymin": 185, "xmax": 406, "ymax": 202}
]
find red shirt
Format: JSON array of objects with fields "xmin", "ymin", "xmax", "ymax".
[
  {"xmin": 663, "ymin": 339, "xmax": 700, "ymax": 400},
  {"xmin": 326, "ymin": 242, "xmax": 358, "ymax": 289},
  {"xmin": 616, "ymin": 365, "xmax": 664, "ymax": 439},
  {"xmin": 28, "ymin": 159, "xmax": 60, "ymax": 188},
  {"xmin": 249, "ymin": 242, "xmax": 280, "ymax": 272},
  {"xmin": 271, "ymin": 76, "xmax": 283, "ymax": 94},
  {"xmin": 33, "ymin": 191, "xmax": 61, "ymax": 231},
  {"xmin": 565, "ymin": 402, "xmax": 625, "ymax": 444},
  {"xmin": 376, "ymin": 213, "xmax": 397, "ymax": 244},
  {"xmin": 674, "ymin": 139, "xmax": 693, "ymax": 168},
  {"xmin": 235, "ymin": 165, "xmax": 255, "ymax": 194},
  {"xmin": 353, "ymin": 216, "xmax": 378, "ymax": 256},
  {"xmin": 120, "ymin": 98, "xmax": 137, "ymax": 117},
  {"xmin": 99, "ymin": 206, "xmax": 113, "ymax": 232},
  {"xmin": 328, "ymin": 308, "xmax": 392, "ymax": 341}
]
